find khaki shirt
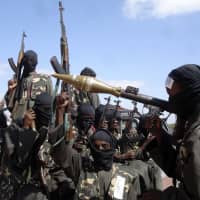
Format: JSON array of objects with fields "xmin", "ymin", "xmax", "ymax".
[{"xmin": 12, "ymin": 72, "xmax": 53, "ymax": 120}]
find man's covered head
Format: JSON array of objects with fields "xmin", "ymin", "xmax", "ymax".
[
  {"xmin": 77, "ymin": 103, "xmax": 95, "ymax": 134},
  {"xmin": 89, "ymin": 129, "xmax": 115, "ymax": 171},
  {"xmin": 166, "ymin": 64, "xmax": 200, "ymax": 117},
  {"xmin": 80, "ymin": 67, "xmax": 96, "ymax": 77},
  {"xmin": 95, "ymin": 104, "xmax": 121, "ymax": 130},
  {"xmin": 32, "ymin": 92, "xmax": 52, "ymax": 129},
  {"xmin": 22, "ymin": 50, "xmax": 38, "ymax": 77}
]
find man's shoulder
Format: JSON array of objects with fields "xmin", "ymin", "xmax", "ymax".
[
  {"xmin": 27, "ymin": 73, "xmax": 52, "ymax": 84},
  {"xmin": 35, "ymin": 73, "xmax": 51, "ymax": 79},
  {"xmin": 113, "ymin": 163, "xmax": 137, "ymax": 180}
]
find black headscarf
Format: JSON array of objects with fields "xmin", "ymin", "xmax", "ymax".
[
  {"xmin": 167, "ymin": 64, "xmax": 200, "ymax": 118},
  {"xmin": 32, "ymin": 92, "xmax": 52, "ymax": 130},
  {"xmin": 89, "ymin": 129, "xmax": 115, "ymax": 171},
  {"xmin": 80, "ymin": 67, "xmax": 96, "ymax": 77},
  {"xmin": 21, "ymin": 50, "xmax": 38, "ymax": 78},
  {"xmin": 15, "ymin": 50, "xmax": 38, "ymax": 100},
  {"xmin": 77, "ymin": 103, "xmax": 95, "ymax": 135}
]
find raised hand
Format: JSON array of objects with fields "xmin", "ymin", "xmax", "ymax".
[{"xmin": 23, "ymin": 109, "xmax": 36, "ymax": 129}]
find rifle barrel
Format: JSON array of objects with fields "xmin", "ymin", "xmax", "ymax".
[{"xmin": 120, "ymin": 90, "xmax": 169, "ymax": 112}]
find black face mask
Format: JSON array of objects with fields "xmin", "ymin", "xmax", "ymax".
[
  {"xmin": 167, "ymin": 64, "xmax": 200, "ymax": 118},
  {"xmin": 32, "ymin": 105, "xmax": 51, "ymax": 130},
  {"xmin": 78, "ymin": 118, "xmax": 94, "ymax": 135},
  {"xmin": 89, "ymin": 129, "xmax": 115, "ymax": 171},
  {"xmin": 90, "ymin": 145, "xmax": 115, "ymax": 171},
  {"xmin": 22, "ymin": 50, "xmax": 38, "ymax": 78},
  {"xmin": 168, "ymin": 89, "xmax": 200, "ymax": 119},
  {"xmin": 32, "ymin": 92, "xmax": 52, "ymax": 130},
  {"xmin": 168, "ymin": 91, "xmax": 186, "ymax": 115}
]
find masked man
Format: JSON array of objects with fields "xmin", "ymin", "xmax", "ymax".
[
  {"xmin": 72, "ymin": 67, "xmax": 100, "ymax": 109},
  {"xmin": 11, "ymin": 50, "xmax": 52, "ymax": 120},
  {"xmin": 0, "ymin": 92, "xmax": 74, "ymax": 200},
  {"xmin": 142, "ymin": 64, "xmax": 200, "ymax": 200}
]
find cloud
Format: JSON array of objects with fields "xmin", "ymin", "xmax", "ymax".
[{"xmin": 122, "ymin": 0, "xmax": 200, "ymax": 19}]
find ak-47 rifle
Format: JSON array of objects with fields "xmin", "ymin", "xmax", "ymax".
[
  {"xmin": 112, "ymin": 99, "xmax": 121, "ymax": 121},
  {"xmin": 59, "ymin": 1, "xmax": 70, "ymax": 83},
  {"xmin": 98, "ymin": 96, "xmax": 111, "ymax": 128},
  {"xmin": 126, "ymin": 100, "xmax": 141, "ymax": 132},
  {"xmin": 50, "ymin": 1, "xmax": 73, "ymax": 142},
  {"xmin": 6, "ymin": 32, "xmax": 26, "ymax": 110},
  {"xmin": 111, "ymin": 99, "xmax": 121, "ymax": 136},
  {"xmin": 8, "ymin": 32, "xmax": 26, "ymax": 77}
]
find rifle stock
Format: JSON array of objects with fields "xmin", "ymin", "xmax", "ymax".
[
  {"xmin": 8, "ymin": 58, "xmax": 17, "ymax": 73},
  {"xmin": 50, "ymin": 56, "xmax": 65, "ymax": 74}
]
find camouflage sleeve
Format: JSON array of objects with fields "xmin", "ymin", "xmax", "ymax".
[
  {"xmin": 108, "ymin": 165, "xmax": 141, "ymax": 200},
  {"xmin": 90, "ymin": 93, "xmax": 100, "ymax": 109},
  {"xmin": 180, "ymin": 126, "xmax": 200, "ymax": 199},
  {"xmin": 46, "ymin": 76, "xmax": 53, "ymax": 96},
  {"xmin": 48, "ymin": 125, "xmax": 82, "ymax": 184}
]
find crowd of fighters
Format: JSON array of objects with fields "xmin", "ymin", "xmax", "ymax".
[{"xmin": 1, "ymin": 49, "xmax": 200, "ymax": 200}]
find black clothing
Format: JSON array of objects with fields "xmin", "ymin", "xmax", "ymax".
[
  {"xmin": 80, "ymin": 67, "xmax": 96, "ymax": 77},
  {"xmin": 0, "ymin": 108, "xmax": 7, "ymax": 128},
  {"xmin": 89, "ymin": 129, "xmax": 115, "ymax": 171},
  {"xmin": 21, "ymin": 50, "xmax": 38, "ymax": 78},
  {"xmin": 32, "ymin": 92, "xmax": 52, "ymax": 129},
  {"xmin": 168, "ymin": 64, "xmax": 200, "ymax": 118}
]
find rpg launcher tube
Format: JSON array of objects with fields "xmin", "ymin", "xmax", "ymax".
[
  {"xmin": 52, "ymin": 73, "xmax": 170, "ymax": 112},
  {"xmin": 52, "ymin": 73, "xmax": 121, "ymax": 97}
]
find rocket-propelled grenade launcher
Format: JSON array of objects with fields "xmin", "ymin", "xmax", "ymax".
[{"xmin": 52, "ymin": 73, "xmax": 170, "ymax": 113}]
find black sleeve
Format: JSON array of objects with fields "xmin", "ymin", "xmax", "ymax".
[
  {"xmin": 48, "ymin": 125, "xmax": 82, "ymax": 185},
  {"xmin": 3, "ymin": 124, "xmax": 38, "ymax": 170},
  {"xmin": 159, "ymin": 130, "xmax": 177, "ymax": 177},
  {"xmin": 148, "ymin": 127, "xmax": 177, "ymax": 178}
]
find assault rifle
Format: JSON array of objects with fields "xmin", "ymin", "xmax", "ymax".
[
  {"xmin": 8, "ymin": 32, "xmax": 26, "ymax": 77},
  {"xmin": 98, "ymin": 96, "xmax": 111, "ymax": 128},
  {"xmin": 6, "ymin": 32, "xmax": 26, "ymax": 110},
  {"xmin": 50, "ymin": 1, "xmax": 73, "ymax": 142}
]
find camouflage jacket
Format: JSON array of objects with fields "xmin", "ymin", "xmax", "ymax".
[
  {"xmin": 72, "ymin": 89, "xmax": 100, "ymax": 109},
  {"xmin": 75, "ymin": 163, "xmax": 140, "ymax": 200},
  {"xmin": 0, "ymin": 123, "xmax": 46, "ymax": 199},
  {"xmin": 148, "ymin": 107, "xmax": 200, "ymax": 200},
  {"xmin": 12, "ymin": 72, "xmax": 53, "ymax": 120},
  {"xmin": 175, "ymin": 112, "xmax": 200, "ymax": 200},
  {"xmin": 0, "ymin": 123, "xmax": 71, "ymax": 200}
]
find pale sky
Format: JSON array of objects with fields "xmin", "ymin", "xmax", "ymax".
[{"xmin": 1, "ymin": 0, "xmax": 200, "ymax": 122}]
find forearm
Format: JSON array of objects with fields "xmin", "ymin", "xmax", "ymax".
[{"xmin": 149, "ymin": 130, "xmax": 177, "ymax": 177}]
